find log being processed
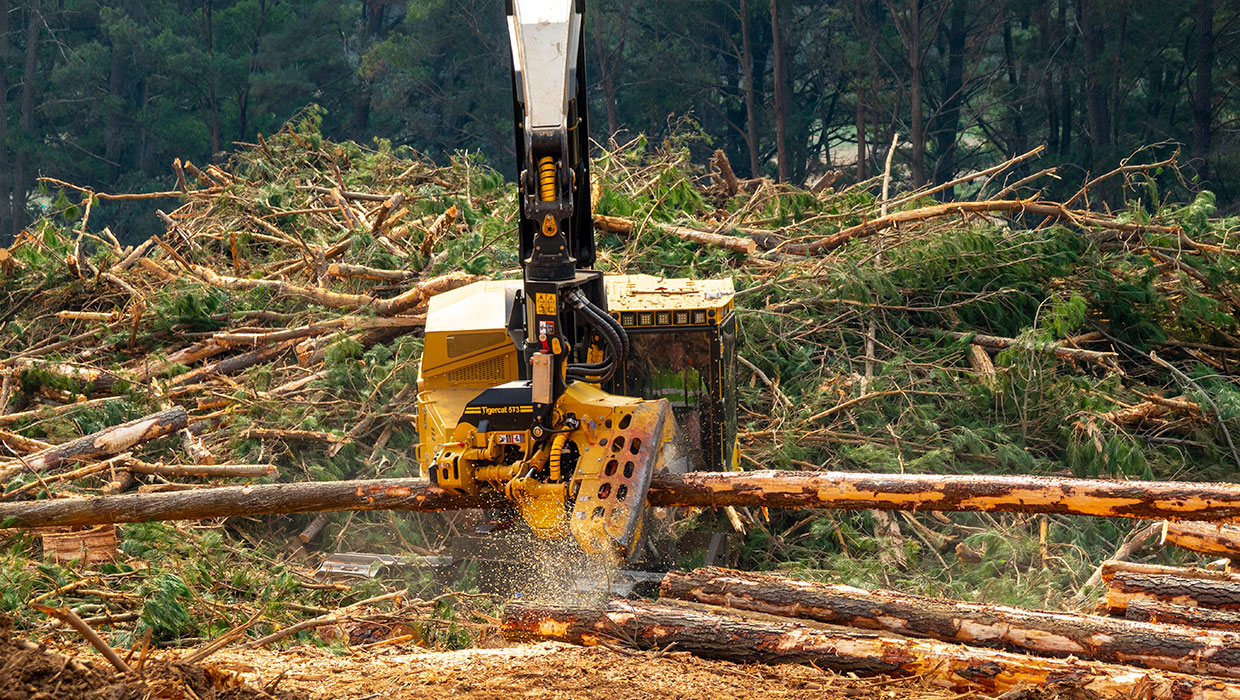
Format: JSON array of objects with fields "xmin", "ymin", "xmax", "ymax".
[
  {"xmin": 11, "ymin": 470, "xmax": 1240, "ymax": 528},
  {"xmin": 660, "ymin": 567, "xmax": 1240, "ymax": 678},
  {"xmin": 501, "ymin": 599, "xmax": 1240, "ymax": 700},
  {"xmin": 646, "ymin": 470, "xmax": 1240, "ymax": 520}
]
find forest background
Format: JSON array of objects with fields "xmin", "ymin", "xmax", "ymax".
[{"xmin": 0, "ymin": 0, "xmax": 1234, "ymax": 245}]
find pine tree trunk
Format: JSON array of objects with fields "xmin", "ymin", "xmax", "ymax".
[
  {"xmin": 739, "ymin": 0, "xmax": 762, "ymax": 178},
  {"xmin": 12, "ymin": 0, "xmax": 40, "ymax": 237},
  {"xmin": 1192, "ymin": 0, "xmax": 1215, "ymax": 180},
  {"xmin": 0, "ymin": 0, "xmax": 11, "ymax": 238},
  {"xmin": 769, "ymin": 0, "xmax": 789, "ymax": 182},
  {"xmin": 931, "ymin": 0, "xmax": 966, "ymax": 191},
  {"xmin": 661, "ymin": 567, "xmax": 1240, "ymax": 678},
  {"xmin": 905, "ymin": 0, "xmax": 926, "ymax": 187},
  {"xmin": 1078, "ymin": 0, "xmax": 1111, "ymax": 172}
]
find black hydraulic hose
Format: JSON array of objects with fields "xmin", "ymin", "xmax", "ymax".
[
  {"xmin": 566, "ymin": 290, "xmax": 622, "ymax": 383},
  {"xmin": 573, "ymin": 290, "xmax": 627, "ymax": 365}
]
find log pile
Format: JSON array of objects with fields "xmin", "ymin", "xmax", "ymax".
[
  {"xmin": 502, "ymin": 567, "xmax": 1240, "ymax": 699},
  {"xmin": 1093, "ymin": 523, "xmax": 1240, "ymax": 629}
]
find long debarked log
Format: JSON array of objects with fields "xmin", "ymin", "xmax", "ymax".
[
  {"xmin": 1106, "ymin": 573, "xmax": 1240, "ymax": 613},
  {"xmin": 11, "ymin": 470, "xmax": 1240, "ymax": 528},
  {"xmin": 501, "ymin": 600, "xmax": 1240, "ymax": 700},
  {"xmin": 660, "ymin": 567, "xmax": 1240, "ymax": 678},
  {"xmin": 0, "ymin": 407, "xmax": 188, "ymax": 483},
  {"xmin": 1127, "ymin": 600, "xmax": 1240, "ymax": 632},
  {"xmin": 644, "ymin": 470, "xmax": 1240, "ymax": 521}
]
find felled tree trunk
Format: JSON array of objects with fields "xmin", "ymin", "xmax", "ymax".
[
  {"xmin": 0, "ymin": 407, "xmax": 188, "ymax": 483},
  {"xmin": 1161, "ymin": 520, "xmax": 1240, "ymax": 559},
  {"xmin": 593, "ymin": 215, "xmax": 757, "ymax": 254},
  {"xmin": 661, "ymin": 567, "xmax": 1240, "ymax": 678},
  {"xmin": 501, "ymin": 600, "xmax": 1240, "ymax": 700},
  {"xmin": 1105, "ymin": 572, "xmax": 1240, "ymax": 613},
  {"xmin": 1126, "ymin": 600, "xmax": 1240, "ymax": 632},
  {"xmin": 646, "ymin": 470, "xmax": 1240, "ymax": 522},
  {"xmin": 11, "ymin": 470, "xmax": 1240, "ymax": 529},
  {"xmin": 0, "ymin": 478, "xmax": 501, "ymax": 528}
]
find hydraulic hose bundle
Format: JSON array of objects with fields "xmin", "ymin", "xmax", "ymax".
[{"xmin": 565, "ymin": 289, "xmax": 628, "ymax": 384}]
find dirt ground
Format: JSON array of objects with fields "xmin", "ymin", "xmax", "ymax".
[
  {"xmin": 0, "ymin": 615, "xmax": 305, "ymax": 700},
  {"xmin": 211, "ymin": 641, "xmax": 976, "ymax": 700}
]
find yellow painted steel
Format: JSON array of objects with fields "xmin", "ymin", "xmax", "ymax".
[{"xmin": 537, "ymin": 156, "xmax": 556, "ymax": 202}]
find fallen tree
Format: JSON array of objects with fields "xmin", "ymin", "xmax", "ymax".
[
  {"xmin": 0, "ymin": 407, "xmax": 188, "ymax": 484},
  {"xmin": 0, "ymin": 478, "xmax": 500, "ymax": 528},
  {"xmin": 660, "ymin": 567, "xmax": 1240, "ymax": 678},
  {"xmin": 11, "ymin": 470, "xmax": 1240, "ymax": 528},
  {"xmin": 1106, "ymin": 572, "xmax": 1240, "ymax": 613},
  {"xmin": 501, "ymin": 599, "xmax": 1240, "ymax": 700},
  {"xmin": 593, "ymin": 214, "xmax": 757, "ymax": 254}
]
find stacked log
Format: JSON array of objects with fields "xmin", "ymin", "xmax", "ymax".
[
  {"xmin": 1126, "ymin": 601, "xmax": 1240, "ymax": 631},
  {"xmin": 660, "ymin": 567, "xmax": 1240, "ymax": 678},
  {"xmin": 1103, "ymin": 573, "xmax": 1240, "ymax": 614},
  {"xmin": 501, "ymin": 598, "xmax": 1240, "ymax": 700}
]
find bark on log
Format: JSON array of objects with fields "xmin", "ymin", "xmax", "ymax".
[
  {"xmin": 0, "ymin": 407, "xmax": 188, "ymax": 483},
  {"xmin": 325, "ymin": 263, "xmax": 416, "ymax": 282},
  {"xmin": 0, "ymin": 478, "xmax": 501, "ymax": 528},
  {"xmin": 10, "ymin": 470, "xmax": 1240, "ymax": 529},
  {"xmin": 1162, "ymin": 521, "xmax": 1240, "ymax": 559},
  {"xmin": 660, "ymin": 567, "xmax": 1240, "ymax": 678},
  {"xmin": 1106, "ymin": 572, "xmax": 1240, "ymax": 613},
  {"xmin": 594, "ymin": 214, "xmax": 757, "ymax": 254},
  {"xmin": 1101, "ymin": 560, "xmax": 1240, "ymax": 585},
  {"xmin": 501, "ymin": 600, "xmax": 1240, "ymax": 700},
  {"xmin": 644, "ymin": 470, "xmax": 1240, "ymax": 522},
  {"xmin": 169, "ymin": 340, "xmax": 296, "ymax": 388},
  {"xmin": 131, "ymin": 341, "xmax": 228, "ymax": 382},
  {"xmin": 1126, "ymin": 600, "xmax": 1240, "ymax": 632},
  {"xmin": 210, "ymin": 315, "xmax": 424, "ymax": 347}
]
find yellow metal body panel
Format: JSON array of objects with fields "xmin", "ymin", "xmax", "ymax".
[
  {"xmin": 415, "ymin": 274, "xmax": 731, "ymax": 557},
  {"xmin": 415, "ymin": 274, "xmax": 734, "ymax": 469}
]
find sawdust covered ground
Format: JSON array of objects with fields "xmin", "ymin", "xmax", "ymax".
[{"xmin": 213, "ymin": 641, "xmax": 980, "ymax": 700}]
